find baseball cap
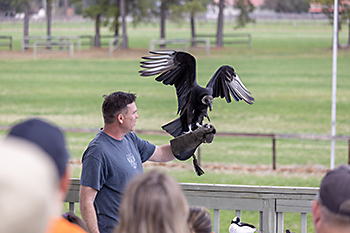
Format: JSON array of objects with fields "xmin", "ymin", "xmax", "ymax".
[
  {"xmin": 319, "ymin": 165, "xmax": 350, "ymax": 216},
  {"xmin": 7, "ymin": 118, "xmax": 70, "ymax": 178}
]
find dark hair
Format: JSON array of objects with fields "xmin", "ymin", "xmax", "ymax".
[
  {"xmin": 188, "ymin": 206, "xmax": 212, "ymax": 233},
  {"xmin": 62, "ymin": 212, "xmax": 88, "ymax": 232},
  {"xmin": 102, "ymin": 91, "xmax": 137, "ymax": 124}
]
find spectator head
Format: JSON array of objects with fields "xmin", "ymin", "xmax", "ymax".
[
  {"xmin": 7, "ymin": 118, "xmax": 70, "ymax": 179},
  {"xmin": 0, "ymin": 137, "xmax": 57, "ymax": 233},
  {"xmin": 115, "ymin": 170, "xmax": 190, "ymax": 233},
  {"xmin": 188, "ymin": 206, "xmax": 213, "ymax": 233},
  {"xmin": 312, "ymin": 165, "xmax": 350, "ymax": 232}
]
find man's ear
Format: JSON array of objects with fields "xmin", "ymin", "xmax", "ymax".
[
  {"xmin": 312, "ymin": 200, "xmax": 321, "ymax": 226},
  {"xmin": 117, "ymin": 114, "xmax": 124, "ymax": 124},
  {"xmin": 60, "ymin": 168, "xmax": 71, "ymax": 200}
]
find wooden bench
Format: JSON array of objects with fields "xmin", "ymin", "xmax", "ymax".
[
  {"xmin": 33, "ymin": 41, "xmax": 74, "ymax": 59},
  {"xmin": 0, "ymin": 36, "xmax": 12, "ymax": 50},
  {"xmin": 22, "ymin": 36, "xmax": 81, "ymax": 53},
  {"xmin": 149, "ymin": 38, "xmax": 210, "ymax": 55},
  {"xmin": 65, "ymin": 178, "xmax": 318, "ymax": 233},
  {"xmin": 196, "ymin": 33, "xmax": 252, "ymax": 48}
]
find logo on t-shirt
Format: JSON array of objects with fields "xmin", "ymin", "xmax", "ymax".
[{"xmin": 126, "ymin": 153, "xmax": 137, "ymax": 169}]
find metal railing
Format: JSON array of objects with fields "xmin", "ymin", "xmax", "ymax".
[{"xmin": 65, "ymin": 178, "xmax": 318, "ymax": 233}]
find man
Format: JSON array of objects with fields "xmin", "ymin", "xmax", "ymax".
[
  {"xmin": 312, "ymin": 164, "xmax": 350, "ymax": 233},
  {"xmin": 7, "ymin": 118, "xmax": 87, "ymax": 233},
  {"xmin": 79, "ymin": 91, "xmax": 215, "ymax": 233}
]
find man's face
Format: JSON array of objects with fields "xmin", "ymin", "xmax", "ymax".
[{"xmin": 122, "ymin": 102, "xmax": 139, "ymax": 132}]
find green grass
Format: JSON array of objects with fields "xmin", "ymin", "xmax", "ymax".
[{"xmin": 1, "ymin": 19, "xmax": 350, "ymax": 232}]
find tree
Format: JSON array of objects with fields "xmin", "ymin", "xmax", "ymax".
[
  {"xmin": 170, "ymin": 0, "xmax": 210, "ymax": 46},
  {"xmin": 128, "ymin": 0, "xmax": 182, "ymax": 40},
  {"xmin": 234, "ymin": 0, "xmax": 255, "ymax": 29},
  {"xmin": 83, "ymin": 0, "xmax": 109, "ymax": 47},
  {"xmin": 120, "ymin": 0, "xmax": 128, "ymax": 49},
  {"xmin": 318, "ymin": 0, "xmax": 350, "ymax": 47},
  {"xmin": 10, "ymin": 0, "xmax": 37, "ymax": 46},
  {"xmin": 46, "ymin": 0, "xmax": 53, "ymax": 38},
  {"xmin": 216, "ymin": 0, "xmax": 224, "ymax": 47},
  {"xmin": 263, "ymin": 0, "xmax": 310, "ymax": 13}
]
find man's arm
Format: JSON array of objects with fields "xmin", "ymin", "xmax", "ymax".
[
  {"xmin": 79, "ymin": 185, "xmax": 100, "ymax": 233},
  {"xmin": 148, "ymin": 144, "xmax": 175, "ymax": 162}
]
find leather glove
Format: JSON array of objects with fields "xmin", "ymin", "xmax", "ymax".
[
  {"xmin": 170, "ymin": 123, "xmax": 216, "ymax": 158},
  {"xmin": 170, "ymin": 124, "xmax": 216, "ymax": 176}
]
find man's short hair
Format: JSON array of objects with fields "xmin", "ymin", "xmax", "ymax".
[{"xmin": 102, "ymin": 91, "xmax": 137, "ymax": 124}]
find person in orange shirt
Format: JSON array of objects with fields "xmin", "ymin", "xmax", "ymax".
[{"xmin": 7, "ymin": 118, "xmax": 87, "ymax": 233}]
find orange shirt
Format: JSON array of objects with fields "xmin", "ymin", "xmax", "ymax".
[{"xmin": 46, "ymin": 217, "xmax": 86, "ymax": 233}]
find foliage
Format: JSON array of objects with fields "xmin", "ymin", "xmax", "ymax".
[
  {"xmin": 0, "ymin": 0, "xmax": 13, "ymax": 12},
  {"xmin": 233, "ymin": 0, "xmax": 255, "ymax": 29},
  {"xmin": 318, "ymin": 0, "xmax": 350, "ymax": 30},
  {"xmin": 263, "ymin": 0, "xmax": 311, "ymax": 13},
  {"xmin": 168, "ymin": 0, "xmax": 210, "ymax": 23}
]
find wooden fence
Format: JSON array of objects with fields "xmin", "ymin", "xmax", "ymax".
[
  {"xmin": 65, "ymin": 178, "xmax": 319, "ymax": 233},
  {"xmin": 0, "ymin": 35, "xmax": 12, "ymax": 50},
  {"xmin": 0, "ymin": 126, "xmax": 349, "ymax": 169}
]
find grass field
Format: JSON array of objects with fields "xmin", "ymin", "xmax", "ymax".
[{"xmin": 1, "ymin": 19, "xmax": 350, "ymax": 232}]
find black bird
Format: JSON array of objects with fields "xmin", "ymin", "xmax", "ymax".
[
  {"xmin": 139, "ymin": 50, "xmax": 254, "ymax": 137},
  {"xmin": 229, "ymin": 217, "xmax": 257, "ymax": 233}
]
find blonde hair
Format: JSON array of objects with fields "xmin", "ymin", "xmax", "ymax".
[
  {"xmin": 114, "ymin": 170, "xmax": 190, "ymax": 233},
  {"xmin": 188, "ymin": 206, "xmax": 212, "ymax": 233}
]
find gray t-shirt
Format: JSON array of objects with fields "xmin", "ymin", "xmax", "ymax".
[{"xmin": 80, "ymin": 130, "xmax": 155, "ymax": 233}]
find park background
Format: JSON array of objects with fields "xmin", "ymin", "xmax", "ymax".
[{"xmin": 1, "ymin": 0, "xmax": 350, "ymax": 232}]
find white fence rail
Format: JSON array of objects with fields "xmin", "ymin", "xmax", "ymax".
[
  {"xmin": 65, "ymin": 179, "xmax": 318, "ymax": 233},
  {"xmin": 22, "ymin": 36, "xmax": 81, "ymax": 52}
]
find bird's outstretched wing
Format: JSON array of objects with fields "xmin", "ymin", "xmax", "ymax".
[
  {"xmin": 206, "ymin": 65, "xmax": 254, "ymax": 105},
  {"xmin": 139, "ymin": 50, "xmax": 197, "ymax": 115}
]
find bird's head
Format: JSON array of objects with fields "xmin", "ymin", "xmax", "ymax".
[
  {"xmin": 231, "ymin": 216, "xmax": 240, "ymax": 224},
  {"xmin": 201, "ymin": 95, "xmax": 213, "ymax": 111}
]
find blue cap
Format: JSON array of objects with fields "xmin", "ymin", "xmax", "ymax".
[{"xmin": 7, "ymin": 118, "xmax": 70, "ymax": 178}]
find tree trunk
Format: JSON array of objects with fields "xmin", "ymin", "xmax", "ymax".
[
  {"xmin": 120, "ymin": 0, "xmax": 128, "ymax": 49},
  {"xmin": 160, "ymin": 1, "xmax": 166, "ymax": 39},
  {"xmin": 114, "ymin": 0, "xmax": 120, "ymax": 38},
  {"xmin": 95, "ymin": 14, "xmax": 101, "ymax": 47},
  {"xmin": 55, "ymin": 0, "xmax": 59, "ymax": 16},
  {"xmin": 83, "ymin": 0, "xmax": 88, "ymax": 10},
  {"xmin": 64, "ymin": 0, "xmax": 69, "ymax": 19},
  {"xmin": 190, "ymin": 11, "xmax": 196, "ymax": 47},
  {"xmin": 348, "ymin": 20, "xmax": 350, "ymax": 46},
  {"xmin": 24, "ymin": 1, "xmax": 30, "ymax": 47},
  {"xmin": 216, "ymin": 0, "xmax": 224, "ymax": 47},
  {"xmin": 46, "ymin": 0, "xmax": 52, "ymax": 37}
]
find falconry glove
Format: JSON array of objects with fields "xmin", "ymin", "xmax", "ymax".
[{"xmin": 170, "ymin": 124, "xmax": 216, "ymax": 176}]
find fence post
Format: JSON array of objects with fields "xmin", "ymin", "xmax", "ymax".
[
  {"xmin": 348, "ymin": 139, "xmax": 350, "ymax": 165},
  {"xmin": 197, "ymin": 146, "xmax": 201, "ymax": 165},
  {"xmin": 272, "ymin": 137, "xmax": 276, "ymax": 170}
]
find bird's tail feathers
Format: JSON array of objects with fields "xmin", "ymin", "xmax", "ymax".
[{"xmin": 161, "ymin": 118, "xmax": 183, "ymax": 137}]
